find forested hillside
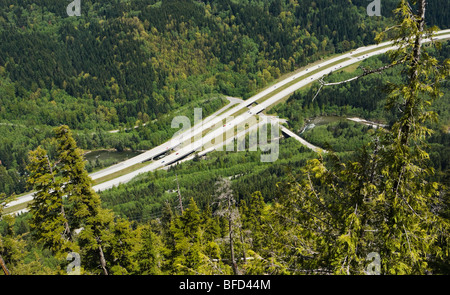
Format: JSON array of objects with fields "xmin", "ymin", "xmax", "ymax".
[
  {"xmin": 0, "ymin": 0, "xmax": 449, "ymax": 276},
  {"xmin": 1, "ymin": 0, "xmax": 449, "ymax": 197},
  {"xmin": 0, "ymin": 0, "xmax": 403, "ymax": 197},
  {"xmin": 0, "ymin": 0, "xmax": 391, "ymax": 126},
  {"xmin": 270, "ymin": 42, "xmax": 450, "ymax": 181}
]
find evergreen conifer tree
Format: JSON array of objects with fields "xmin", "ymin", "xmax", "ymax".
[
  {"xmin": 27, "ymin": 146, "xmax": 75, "ymax": 256},
  {"xmin": 275, "ymin": 0, "xmax": 450, "ymax": 274}
]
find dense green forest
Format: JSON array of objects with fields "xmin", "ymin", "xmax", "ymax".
[
  {"xmin": 99, "ymin": 137, "xmax": 316, "ymax": 222},
  {"xmin": 2, "ymin": 0, "xmax": 444, "ymax": 197},
  {"xmin": 0, "ymin": 0, "xmax": 449, "ymax": 276},
  {"xmin": 270, "ymin": 44, "xmax": 450, "ymax": 180}
]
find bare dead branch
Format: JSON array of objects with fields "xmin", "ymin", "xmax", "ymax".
[{"xmin": 313, "ymin": 62, "xmax": 403, "ymax": 101}]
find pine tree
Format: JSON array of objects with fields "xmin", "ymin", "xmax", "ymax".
[
  {"xmin": 179, "ymin": 197, "xmax": 201, "ymax": 240},
  {"xmin": 135, "ymin": 224, "xmax": 163, "ymax": 275},
  {"xmin": 168, "ymin": 197, "xmax": 229, "ymax": 274},
  {"xmin": 27, "ymin": 146, "xmax": 75, "ymax": 257},
  {"xmin": 202, "ymin": 203, "xmax": 221, "ymax": 242},
  {"xmin": 368, "ymin": 0, "xmax": 450, "ymax": 274},
  {"xmin": 241, "ymin": 191, "xmax": 266, "ymax": 253},
  {"xmin": 160, "ymin": 200, "xmax": 176, "ymax": 272},
  {"xmin": 0, "ymin": 215, "xmax": 42, "ymax": 275},
  {"xmin": 54, "ymin": 126, "xmax": 101, "ymax": 225},
  {"xmin": 108, "ymin": 217, "xmax": 138, "ymax": 274},
  {"xmin": 275, "ymin": 0, "xmax": 450, "ymax": 274},
  {"xmin": 161, "ymin": 200, "xmax": 174, "ymax": 234},
  {"xmin": 170, "ymin": 198, "xmax": 202, "ymax": 274},
  {"xmin": 53, "ymin": 125, "xmax": 113, "ymax": 275}
]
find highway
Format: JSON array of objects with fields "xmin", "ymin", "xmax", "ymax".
[
  {"xmin": 280, "ymin": 126, "xmax": 325, "ymax": 153},
  {"xmin": 5, "ymin": 30, "xmax": 450, "ymax": 214}
]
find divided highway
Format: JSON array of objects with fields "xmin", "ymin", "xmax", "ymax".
[{"xmin": 5, "ymin": 30, "xmax": 450, "ymax": 214}]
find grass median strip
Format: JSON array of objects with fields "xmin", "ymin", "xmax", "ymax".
[
  {"xmin": 352, "ymin": 43, "xmax": 394, "ymax": 57},
  {"xmin": 93, "ymin": 162, "xmax": 151, "ymax": 185},
  {"xmin": 255, "ymin": 57, "xmax": 351, "ymax": 105},
  {"xmin": 3, "ymin": 200, "xmax": 30, "ymax": 215}
]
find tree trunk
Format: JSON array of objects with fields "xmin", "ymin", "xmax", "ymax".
[
  {"xmin": 229, "ymin": 216, "xmax": 238, "ymax": 275},
  {"xmin": 0, "ymin": 254, "xmax": 10, "ymax": 275},
  {"xmin": 46, "ymin": 155, "xmax": 72, "ymax": 241},
  {"xmin": 411, "ymin": 0, "xmax": 426, "ymax": 80},
  {"xmin": 176, "ymin": 173, "xmax": 183, "ymax": 214},
  {"xmin": 400, "ymin": 0, "xmax": 427, "ymax": 146},
  {"xmin": 240, "ymin": 230, "xmax": 247, "ymax": 264},
  {"xmin": 96, "ymin": 237, "xmax": 108, "ymax": 275},
  {"xmin": 228, "ymin": 198, "xmax": 238, "ymax": 275}
]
